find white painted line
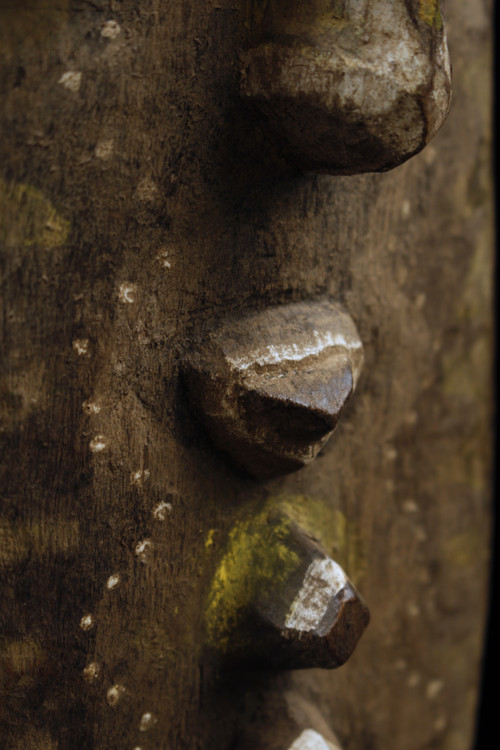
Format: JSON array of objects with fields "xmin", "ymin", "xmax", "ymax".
[
  {"xmin": 285, "ymin": 558, "xmax": 346, "ymax": 632},
  {"xmin": 226, "ymin": 330, "xmax": 362, "ymax": 371}
]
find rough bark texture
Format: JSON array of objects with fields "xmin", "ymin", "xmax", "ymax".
[{"xmin": 0, "ymin": 2, "xmax": 493, "ymax": 750}]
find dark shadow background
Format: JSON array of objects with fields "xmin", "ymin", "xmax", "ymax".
[{"xmin": 473, "ymin": 8, "xmax": 498, "ymax": 745}]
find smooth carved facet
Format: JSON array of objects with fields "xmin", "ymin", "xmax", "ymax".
[
  {"xmin": 241, "ymin": 0, "xmax": 451, "ymax": 174},
  {"xmin": 184, "ymin": 300, "xmax": 363, "ymax": 479}
]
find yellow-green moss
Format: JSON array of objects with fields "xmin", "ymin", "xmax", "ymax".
[
  {"xmin": 204, "ymin": 508, "xmax": 299, "ymax": 650},
  {"xmin": 0, "ymin": 179, "xmax": 69, "ymax": 249},
  {"xmin": 445, "ymin": 530, "xmax": 486, "ymax": 568},
  {"xmin": 273, "ymin": 494, "xmax": 366, "ymax": 584},
  {"xmin": 419, "ymin": 0, "xmax": 443, "ymax": 29},
  {"xmin": 204, "ymin": 494, "xmax": 365, "ymax": 650}
]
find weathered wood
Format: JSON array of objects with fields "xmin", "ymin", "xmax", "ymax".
[{"xmin": 0, "ymin": 1, "xmax": 493, "ymax": 749}]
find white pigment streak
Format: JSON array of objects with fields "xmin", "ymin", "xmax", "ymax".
[
  {"xmin": 118, "ymin": 283, "xmax": 136, "ymax": 303},
  {"xmin": 285, "ymin": 558, "xmax": 346, "ymax": 632},
  {"xmin": 94, "ymin": 138, "xmax": 114, "ymax": 160},
  {"xmin": 153, "ymin": 501, "xmax": 172, "ymax": 521},
  {"xmin": 73, "ymin": 339, "xmax": 89, "ymax": 356},
  {"xmin": 106, "ymin": 573, "xmax": 120, "ymax": 590},
  {"xmin": 226, "ymin": 330, "xmax": 362, "ymax": 371},
  {"xmin": 139, "ymin": 712, "xmax": 157, "ymax": 732},
  {"xmin": 79, "ymin": 614, "xmax": 94, "ymax": 631},
  {"xmin": 106, "ymin": 684, "xmax": 124, "ymax": 706},
  {"xmin": 131, "ymin": 468, "xmax": 150, "ymax": 486},
  {"xmin": 90, "ymin": 435, "xmax": 107, "ymax": 453},
  {"xmin": 288, "ymin": 729, "xmax": 334, "ymax": 750},
  {"xmin": 101, "ymin": 20, "xmax": 121, "ymax": 39},
  {"xmin": 82, "ymin": 661, "xmax": 100, "ymax": 681},
  {"xmin": 58, "ymin": 71, "xmax": 82, "ymax": 92},
  {"xmin": 134, "ymin": 539, "xmax": 153, "ymax": 562},
  {"xmin": 83, "ymin": 400, "xmax": 101, "ymax": 414}
]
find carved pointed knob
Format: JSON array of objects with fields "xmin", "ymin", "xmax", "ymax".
[
  {"xmin": 235, "ymin": 690, "xmax": 344, "ymax": 750},
  {"xmin": 241, "ymin": 0, "xmax": 451, "ymax": 174},
  {"xmin": 250, "ymin": 524, "xmax": 370, "ymax": 670},
  {"xmin": 204, "ymin": 511, "xmax": 369, "ymax": 670},
  {"xmin": 183, "ymin": 300, "xmax": 363, "ymax": 479}
]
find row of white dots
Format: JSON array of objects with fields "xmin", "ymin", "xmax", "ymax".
[{"xmin": 81, "ymin": 384, "xmax": 174, "ymax": 742}]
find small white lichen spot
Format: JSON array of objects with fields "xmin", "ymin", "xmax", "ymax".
[
  {"xmin": 153, "ymin": 501, "xmax": 172, "ymax": 521},
  {"xmin": 101, "ymin": 20, "xmax": 121, "ymax": 39},
  {"xmin": 90, "ymin": 435, "xmax": 107, "ymax": 453},
  {"xmin": 426, "ymin": 679, "xmax": 444, "ymax": 700},
  {"xmin": 415, "ymin": 526, "xmax": 428, "ymax": 543},
  {"xmin": 394, "ymin": 659, "xmax": 407, "ymax": 671},
  {"xmin": 415, "ymin": 292, "xmax": 426, "ymax": 310},
  {"xmin": 118, "ymin": 283, "xmax": 136, "ymax": 304},
  {"xmin": 156, "ymin": 249, "xmax": 171, "ymax": 269},
  {"xmin": 408, "ymin": 672, "xmax": 421, "ymax": 688},
  {"xmin": 73, "ymin": 339, "xmax": 89, "ymax": 356},
  {"xmin": 106, "ymin": 684, "xmax": 124, "ymax": 706},
  {"xmin": 402, "ymin": 499, "xmax": 419, "ymax": 514},
  {"xmin": 58, "ymin": 71, "xmax": 82, "ymax": 93},
  {"xmin": 131, "ymin": 469, "xmax": 150, "ymax": 486},
  {"xmin": 79, "ymin": 614, "xmax": 94, "ymax": 631},
  {"xmin": 139, "ymin": 712, "xmax": 157, "ymax": 732},
  {"xmin": 134, "ymin": 539, "xmax": 153, "ymax": 563},
  {"xmin": 106, "ymin": 573, "xmax": 120, "ymax": 590},
  {"xmin": 384, "ymin": 445, "xmax": 397, "ymax": 461},
  {"xmin": 136, "ymin": 177, "xmax": 158, "ymax": 203},
  {"xmin": 285, "ymin": 558, "xmax": 346, "ymax": 633},
  {"xmin": 82, "ymin": 661, "xmax": 100, "ymax": 681},
  {"xmin": 83, "ymin": 400, "xmax": 101, "ymax": 415},
  {"xmin": 407, "ymin": 602, "xmax": 420, "ymax": 618},
  {"xmin": 401, "ymin": 199, "xmax": 411, "ymax": 218},
  {"xmin": 405, "ymin": 410, "xmax": 418, "ymax": 426},
  {"xmin": 434, "ymin": 716, "xmax": 448, "ymax": 733},
  {"xmin": 94, "ymin": 138, "xmax": 114, "ymax": 160},
  {"xmin": 288, "ymin": 729, "xmax": 334, "ymax": 750}
]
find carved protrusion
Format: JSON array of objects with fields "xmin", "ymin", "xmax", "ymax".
[
  {"xmin": 241, "ymin": 0, "xmax": 451, "ymax": 174},
  {"xmin": 204, "ymin": 511, "xmax": 370, "ymax": 670},
  {"xmin": 184, "ymin": 300, "xmax": 363, "ymax": 479},
  {"xmin": 250, "ymin": 523, "xmax": 370, "ymax": 670},
  {"xmin": 235, "ymin": 689, "xmax": 344, "ymax": 750}
]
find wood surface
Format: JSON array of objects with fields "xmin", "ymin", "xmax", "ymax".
[{"xmin": 0, "ymin": 1, "xmax": 493, "ymax": 749}]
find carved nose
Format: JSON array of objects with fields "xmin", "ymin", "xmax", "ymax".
[
  {"xmin": 183, "ymin": 300, "xmax": 363, "ymax": 479},
  {"xmin": 241, "ymin": 1, "xmax": 451, "ymax": 174}
]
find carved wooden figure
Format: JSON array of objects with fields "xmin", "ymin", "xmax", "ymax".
[{"xmin": 0, "ymin": 1, "xmax": 492, "ymax": 750}]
